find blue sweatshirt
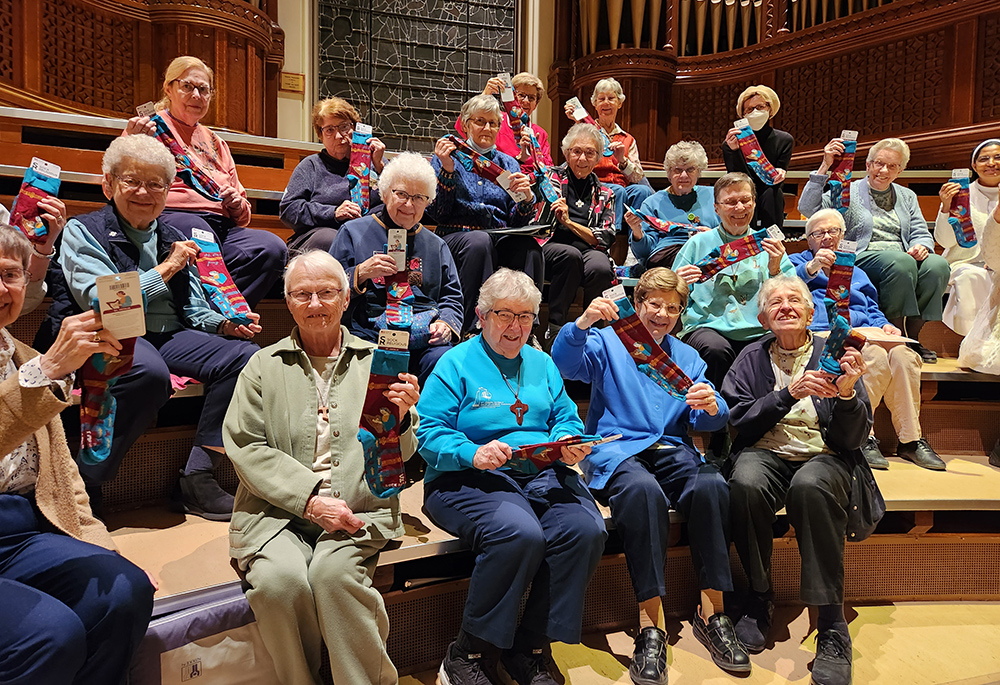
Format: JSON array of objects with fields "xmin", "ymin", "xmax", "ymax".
[
  {"xmin": 552, "ymin": 323, "xmax": 729, "ymax": 490},
  {"xmin": 416, "ymin": 335, "xmax": 585, "ymax": 482},
  {"xmin": 789, "ymin": 251, "xmax": 891, "ymax": 330},
  {"xmin": 630, "ymin": 185, "xmax": 719, "ymax": 263}
]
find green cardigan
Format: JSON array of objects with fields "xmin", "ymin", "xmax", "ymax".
[{"xmin": 223, "ymin": 327, "xmax": 419, "ymax": 569}]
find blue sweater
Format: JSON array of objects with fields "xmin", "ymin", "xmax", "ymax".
[
  {"xmin": 789, "ymin": 251, "xmax": 891, "ymax": 330},
  {"xmin": 416, "ymin": 335, "xmax": 585, "ymax": 482},
  {"xmin": 279, "ymin": 150, "xmax": 382, "ymax": 235},
  {"xmin": 551, "ymin": 323, "xmax": 729, "ymax": 490},
  {"xmin": 630, "ymin": 185, "xmax": 719, "ymax": 262}
]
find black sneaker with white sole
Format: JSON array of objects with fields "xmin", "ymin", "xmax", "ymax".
[{"xmin": 439, "ymin": 641, "xmax": 502, "ymax": 685}]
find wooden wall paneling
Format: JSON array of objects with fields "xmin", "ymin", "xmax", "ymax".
[
  {"xmin": 0, "ymin": 0, "xmax": 15, "ymax": 83},
  {"xmin": 948, "ymin": 19, "xmax": 976, "ymax": 128},
  {"xmin": 22, "ymin": 1, "xmax": 41, "ymax": 94},
  {"xmin": 979, "ymin": 12, "xmax": 1000, "ymax": 122}
]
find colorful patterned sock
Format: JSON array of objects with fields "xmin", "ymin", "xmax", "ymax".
[
  {"xmin": 626, "ymin": 207, "xmax": 696, "ymax": 237},
  {"xmin": 692, "ymin": 228, "xmax": 768, "ymax": 282},
  {"xmin": 79, "ymin": 337, "xmax": 136, "ymax": 465},
  {"xmin": 819, "ymin": 298, "xmax": 866, "ymax": 375},
  {"xmin": 824, "ymin": 249, "xmax": 856, "ymax": 323},
  {"xmin": 150, "ymin": 113, "xmax": 224, "ymax": 202},
  {"xmin": 828, "ymin": 134, "xmax": 857, "ymax": 214},
  {"xmin": 947, "ymin": 175, "xmax": 976, "ymax": 248},
  {"xmin": 358, "ymin": 347, "xmax": 409, "ymax": 498},
  {"xmin": 735, "ymin": 120, "xmax": 782, "ymax": 186},
  {"xmin": 566, "ymin": 97, "xmax": 614, "ymax": 156},
  {"xmin": 347, "ymin": 128, "xmax": 373, "ymax": 212},
  {"xmin": 447, "ymin": 135, "xmax": 531, "ymax": 203},
  {"xmin": 610, "ymin": 296, "xmax": 694, "ymax": 400},
  {"xmin": 191, "ymin": 236, "xmax": 253, "ymax": 325},
  {"xmin": 10, "ymin": 168, "xmax": 61, "ymax": 243},
  {"xmin": 506, "ymin": 106, "xmax": 559, "ymax": 204},
  {"xmin": 384, "ymin": 269, "xmax": 414, "ymax": 330}
]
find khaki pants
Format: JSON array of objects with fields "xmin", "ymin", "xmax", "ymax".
[
  {"xmin": 245, "ymin": 521, "xmax": 395, "ymax": 685},
  {"xmin": 861, "ymin": 343, "xmax": 923, "ymax": 443}
]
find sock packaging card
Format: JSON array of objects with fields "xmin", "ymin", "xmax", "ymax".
[{"xmin": 96, "ymin": 271, "xmax": 146, "ymax": 339}]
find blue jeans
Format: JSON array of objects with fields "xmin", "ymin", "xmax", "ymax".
[{"xmin": 606, "ymin": 182, "xmax": 655, "ymax": 234}]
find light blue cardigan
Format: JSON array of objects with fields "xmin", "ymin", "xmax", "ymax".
[{"xmin": 797, "ymin": 174, "xmax": 934, "ymax": 252}]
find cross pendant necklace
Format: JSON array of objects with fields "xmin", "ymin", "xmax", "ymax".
[
  {"xmin": 493, "ymin": 359, "xmax": 529, "ymax": 426},
  {"xmin": 574, "ymin": 199, "xmax": 585, "ymax": 208}
]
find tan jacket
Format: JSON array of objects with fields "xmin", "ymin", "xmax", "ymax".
[{"xmin": 1, "ymin": 336, "xmax": 115, "ymax": 550}]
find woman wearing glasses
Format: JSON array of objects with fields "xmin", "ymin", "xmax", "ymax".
[
  {"xmin": 280, "ymin": 97, "xmax": 387, "ymax": 253},
  {"xmin": 124, "ymin": 55, "xmax": 287, "ymax": 307},
  {"xmin": 225, "ymin": 250, "xmax": 420, "ymax": 685},
  {"xmin": 466, "ymin": 72, "xmax": 554, "ymax": 174},
  {"xmin": 427, "ymin": 94, "xmax": 538, "ymax": 333},
  {"xmin": 418, "ymin": 268, "xmax": 606, "ymax": 685},
  {"xmin": 799, "ymin": 137, "xmax": 949, "ymax": 363},
  {"xmin": 331, "ymin": 152, "xmax": 463, "ymax": 384}
]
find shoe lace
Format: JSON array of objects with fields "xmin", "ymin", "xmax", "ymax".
[{"xmin": 817, "ymin": 631, "xmax": 849, "ymax": 661}]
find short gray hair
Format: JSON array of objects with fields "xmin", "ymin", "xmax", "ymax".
[
  {"xmin": 663, "ymin": 141, "xmax": 709, "ymax": 172},
  {"xmin": 477, "ymin": 268, "xmax": 541, "ymax": 318},
  {"xmin": 0, "ymin": 224, "xmax": 31, "ymax": 270},
  {"xmin": 459, "ymin": 94, "xmax": 503, "ymax": 133},
  {"xmin": 805, "ymin": 208, "xmax": 846, "ymax": 236},
  {"xmin": 714, "ymin": 172, "xmax": 756, "ymax": 202},
  {"xmin": 866, "ymin": 137, "xmax": 910, "ymax": 169},
  {"xmin": 284, "ymin": 250, "xmax": 349, "ymax": 296},
  {"xmin": 102, "ymin": 135, "xmax": 177, "ymax": 185},
  {"xmin": 591, "ymin": 78, "xmax": 625, "ymax": 106},
  {"xmin": 377, "ymin": 152, "xmax": 437, "ymax": 203},
  {"xmin": 561, "ymin": 123, "xmax": 603, "ymax": 156},
  {"xmin": 756, "ymin": 274, "xmax": 814, "ymax": 314}
]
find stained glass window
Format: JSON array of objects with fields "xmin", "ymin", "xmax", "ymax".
[{"xmin": 318, "ymin": 0, "xmax": 518, "ymax": 154}]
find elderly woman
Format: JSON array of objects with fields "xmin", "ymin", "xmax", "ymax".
[
  {"xmin": 799, "ymin": 137, "xmax": 949, "ymax": 363},
  {"xmin": 672, "ymin": 172, "xmax": 794, "ymax": 458},
  {"xmin": 125, "ymin": 55, "xmax": 287, "ymax": 307},
  {"xmin": 539, "ymin": 123, "xmax": 616, "ymax": 346},
  {"xmin": 331, "ymin": 152, "xmax": 462, "ymax": 383},
  {"xmin": 791, "ymin": 209, "xmax": 943, "ymax": 471},
  {"xmin": 723, "ymin": 275, "xmax": 871, "ymax": 685},
  {"xmin": 1, "ymin": 195, "xmax": 68, "ymax": 315},
  {"xmin": 462, "ymin": 72, "xmax": 554, "ymax": 174},
  {"xmin": 552, "ymin": 268, "xmax": 747, "ymax": 681},
  {"xmin": 934, "ymin": 139, "xmax": 1000, "ymax": 336},
  {"xmin": 417, "ymin": 268, "xmax": 607, "ymax": 685},
  {"xmin": 45, "ymin": 135, "xmax": 260, "ymax": 520},
  {"xmin": 722, "ymin": 85, "xmax": 793, "ymax": 229},
  {"xmin": 0, "ymin": 226, "xmax": 154, "ymax": 684},
  {"xmin": 565, "ymin": 77, "xmax": 653, "ymax": 233},
  {"xmin": 224, "ymin": 251, "xmax": 420, "ymax": 685},
  {"xmin": 427, "ymin": 94, "xmax": 538, "ymax": 332},
  {"xmin": 280, "ymin": 97, "xmax": 386, "ymax": 253},
  {"xmin": 627, "ymin": 140, "xmax": 719, "ymax": 270}
]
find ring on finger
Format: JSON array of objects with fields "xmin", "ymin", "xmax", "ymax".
[{"xmin": 92, "ymin": 332, "xmax": 102, "ymax": 343}]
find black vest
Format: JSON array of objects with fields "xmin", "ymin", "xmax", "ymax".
[{"xmin": 34, "ymin": 204, "xmax": 193, "ymax": 351}]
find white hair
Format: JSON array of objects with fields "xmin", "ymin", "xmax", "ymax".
[
  {"xmin": 805, "ymin": 208, "xmax": 846, "ymax": 236},
  {"xmin": 663, "ymin": 141, "xmax": 709, "ymax": 172},
  {"xmin": 866, "ymin": 137, "xmax": 911, "ymax": 169},
  {"xmin": 284, "ymin": 250, "xmax": 349, "ymax": 296},
  {"xmin": 459, "ymin": 94, "xmax": 503, "ymax": 132},
  {"xmin": 591, "ymin": 78, "xmax": 625, "ymax": 106},
  {"xmin": 102, "ymin": 135, "xmax": 176, "ymax": 185},
  {"xmin": 477, "ymin": 268, "xmax": 541, "ymax": 317},
  {"xmin": 756, "ymin": 274, "xmax": 814, "ymax": 314},
  {"xmin": 377, "ymin": 152, "xmax": 437, "ymax": 203},
  {"xmin": 561, "ymin": 123, "xmax": 604, "ymax": 156}
]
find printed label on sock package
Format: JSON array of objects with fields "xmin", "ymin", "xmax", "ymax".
[
  {"xmin": 96, "ymin": 272, "xmax": 145, "ymax": 339},
  {"xmin": 766, "ymin": 225, "xmax": 785, "ymax": 241},
  {"xmin": 136, "ymin": 101, "xmax": 157, "ymax": 118},
  {"xmin": 603, "ymin": 284, "xmax": 627, "ymax": 301},
  {"xmin": 840, "ymin": 129, "xmax": 858, "ymax": 142},
  {"xmin": 566, "ymin": 97, "xmax": 589, "ymax": 121},
  {"xmin": 387, "ymin": 228, "xmax": 407, "ymax": 271},
  {"xmin": 378, "ymin": 329, "xmax": 410, "ymax": 350},
  {"xmin": 837, "ymin": 239, "xmax": 858, "ymax": 253},
  {"xmin": 951, "ymin": 168, "xmax": 971, "ymax": 179}
]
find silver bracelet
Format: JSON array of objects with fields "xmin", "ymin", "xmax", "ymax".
[{"xmin": 31, "ymin": 244, "xmax": 55, "ymax": 260}]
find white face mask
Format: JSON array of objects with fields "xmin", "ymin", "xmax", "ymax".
[{"xmin": 746, "ymin": 109, "xmax": 770, "ymax": 131}]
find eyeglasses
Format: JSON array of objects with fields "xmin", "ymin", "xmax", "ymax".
[
  {"xmin": 321, "ymin": 123, "xmax": 355, "ymax": 137},
  {"xmin": 469, "ymin": 117, "xmax": 501, "ymax": 129},
  {"xmin": 807, "ymin": 227, "xmax": 843, "ymax": 240},
  {"xmin": 593, "ymin": 93, "xmax": 620, "ymax": 105},
  {"xmin": 287, "ymin": 288, "xmax": 342, "ymax": 304},
  {"xmin": 718, "ymin": 196, "xmax": 754, "ymax": 208},
  {"xmin": 765, "ymin": 295, "xmax": 806, "ymax": 310},
  {"xmin": 567, "ymin": 147, "xmax": 599, "ymax": 160},
  {"xmin": 171, "ymin": 79, "xmax": 214, "ymax": 98},
  {"xmin": 975, "ymin": 154, "xmax": 1000, "ymax": 166},
  {"xmin": 869, "ymin": 160, "xmax": 901, "ymax": 173},
  {"xmin": 114, "ymin": 174, "xmax": 169, "ymax": 194},
  {"xmin": 669, "ymin": 166, "xmax": 699, "ymax": 177},
  {"xmin": 641, "ymin": 299, "xmax": 683, "ymax": 315},
  {"xmin": 391, "ymin": 189, "xmax": 430, "ymax": 205},
  {"xmin": 491, "ymin": 309, "xmax": 535, "ymax": 327},
  {"xmin": 514, "ymin": 91, "xmax": 539, "ymax": 103},
  {"xmin": 0, "ymin": 268, "xmax": 28, "ymax": 288},
  {"xmin": 743, "ymin": 103, "xmax": 770, "ymax": 114}
]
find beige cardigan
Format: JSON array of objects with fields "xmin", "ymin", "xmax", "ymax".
[{"xmin": 0, "ymin": 335, "xmax": 115, "ymax": 550}]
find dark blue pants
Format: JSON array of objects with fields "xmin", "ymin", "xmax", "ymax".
[
  {"xmin": 81, "ymin": 329, "xmax": 258, "ymax": 483},
  {"xmin": 0, "ymin": 494, "xmax": 154, "ymax": 685},
  {"xmin": 424, "ymin": 464, "xmax": 607, "ymax": 648},
  {"xmin": 410, "ymin": 343, "xmax": 451, "ymax": 387},
  {"xmin": 161, "ymin": 210, "xmax": 288, "ymax": 308},
  {"xmin": 593, "ymin": 447, "xmax": 733, "ymax": 603}
]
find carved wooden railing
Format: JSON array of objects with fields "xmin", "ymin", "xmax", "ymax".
[
  {"xmin": 0, "ymin": 0, "xmax": 284, "ymax": 136},
  {"xmin": 549, "ymin": 0, "xmax": 1000, "ymax": 172}
]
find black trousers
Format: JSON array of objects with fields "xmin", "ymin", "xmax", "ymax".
[
  {"xmin": 682, "ymin": 328, "xmax": 755, "ymax": 390},
  {"xmin": 728, "ymin": 448, "xmax": 852, "ymax": 606},
  {"xmin": 542, "ymin": 243, "xmax": 613, "ymax": 327}
]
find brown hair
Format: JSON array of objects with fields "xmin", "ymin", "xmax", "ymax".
[
  {"xmin": 157, "ymin": 56, "xmax": 214, "ymax": 111},
  {"xmin": 634, "ymin": 267, "xmax": 690, "ymax": 309},
  {"xmin": 311, "ymin": 97, "xmax": 361, "ymax": 137},
  {"xmin": 511, "ymin": 72, "xmax": 544, "ymax": 98},
  {"xmin": 714, "ymin": 172, "xmax": 757, "ymax": 202},
  {"xmin": 0, "ymin": 224, "xmax": 32, "ymax": 270}
]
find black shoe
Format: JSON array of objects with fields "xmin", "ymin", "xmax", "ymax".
[
  {"xmin": 628, "ymin": 626, "xmax": 668, "ymax": 685},
  {"xmin": 989, "ymin": 439, "xmax": 1000, "ymax": 469},
  {"xmin": 811, "ymin": 629, "xmax": 852, "ymax": 685},
  {"xmin": 174, "ymin": 471, "xmax": 235, "ymax": 521},
  {"xmin": 734, "ymin": 594, "xmax": 773, "ymax": 654},
  {"xmin": 897, "ymin": 438, "xmax": 946, "ymax": 471},
  {"xmin": 908, "ymin": 341, "xmax": 937, "ymax": 364},
  {"xmin": 500, "ymin": 644, "xmax": 559, "ymax": 685},
  {"xmin": 693, "ymin": 611, "xmax": 751, "ymax": 674},
  {"xmin": 440, "ymin": 641, "xmax": 502, "ymax": 685},
  {"xmin": 861, "ymin": 436, "xmax": 889, "ymax": 470}
]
